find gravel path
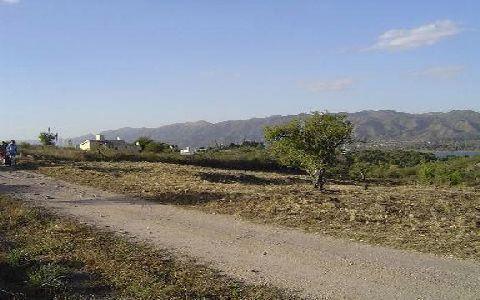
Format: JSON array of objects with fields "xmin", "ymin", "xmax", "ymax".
[{"xmin": 1, "ymin": 169, "xmax": 479, "ymax": 299}]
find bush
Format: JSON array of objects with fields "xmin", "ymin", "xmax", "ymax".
[
  {"xmin": 346, "ymin": 149, "xmax": 435, "ymax": 183},
  {"xmin": 418, "ymin": 164, "xmax": 436, "ymax": 184},
  {"xmin": 417, "ymin": 156, "xmax": 480, "ymax": 186},
  {"xmin": 39, "ymin": 132, "xmax": 56, "ymax": 146},
  {"xmin": 449, "ymin": 170, "xmax": 463, "ymax": 185},
  {"xmin": 353, "ymin": 149, "xmax": 436, "ymax": 167}
]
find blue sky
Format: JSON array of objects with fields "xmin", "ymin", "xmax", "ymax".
[{"xmin": 1, "ymin": 0, "xmax": 479, "ymax": 140}]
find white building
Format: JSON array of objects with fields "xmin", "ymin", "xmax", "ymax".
[
  {"xmin": 79, "ymin": 134, "xmax": 139, "ymax": 152},
  {"xmin": 180, "ymin": 146, "xmax": 196, "ymax": 155}
]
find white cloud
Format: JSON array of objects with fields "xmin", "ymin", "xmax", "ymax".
[
  {"xmin": 1, "ymin": 0, "xmax": 20, "ymax": 4},
  {"xmin": 300, "ymin": 78, "xmax": 354, "ymax": 93},
  {"xmin": 413, "ymin": 65, "xmax": 465, "ymax": 79},
  {"xmin": 369, "ymin": 20, "xmax": 461, "ymax": 51}
]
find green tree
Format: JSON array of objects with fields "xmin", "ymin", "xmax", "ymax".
[
  {"xmin": 135, "ymin": 137, "xmax": 171, "ymax": 153},
  {"xmin": 38, "ymin": 132, "xmax": 56, "ymax": 146},
  {"xmin": 135, "ymin": 137, "xmax": 154, "ymax": 152},
  {"xmin": 264, "ymin": 112, "xmax": 353, "ymax": 190}
]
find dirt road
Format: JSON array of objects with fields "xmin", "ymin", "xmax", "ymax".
[{"xmin": 1, "ymin": 169, "xmax": 479, "ymax": 299}]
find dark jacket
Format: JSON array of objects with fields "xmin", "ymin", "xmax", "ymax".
[{"xmin": 6, "ymin": 143, "xmax": 17, "ymax": 156}]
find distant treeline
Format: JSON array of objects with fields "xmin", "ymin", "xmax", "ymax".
[{"xmin": 20, "ymin": 144, "xmax": 294, "ymax": 173}]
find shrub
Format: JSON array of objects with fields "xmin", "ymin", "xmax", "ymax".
[
  {"xmin": 417, "ymin": 156, "xmax": 480, "ymax": 186},
  {"xmin": 39, "ymin": 132, "xmax": 57, "ymax": 146},
  {"xmin": 418, "ymin": 164, "xmax": 436, "ymax": 184},
  {"xmin": 449, "ymin": 170, "xmax": 463, "ymax": 186}
]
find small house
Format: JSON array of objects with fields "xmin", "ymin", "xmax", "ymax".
[
  {"xmin": 180, "ymin": 146, "xmax": 195, "ymax": 155},
  {"xmin": 79, "ymin": 134, "xmax": 139, "ymax": 152}
]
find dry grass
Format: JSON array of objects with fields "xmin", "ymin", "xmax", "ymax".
[
  {"xmin": 35, "ymin": 161, "xmax": 480, "ymax": 260},
  {"xmin": 0, "ymin": 196, "xmax": 291, "ymax": 299}
]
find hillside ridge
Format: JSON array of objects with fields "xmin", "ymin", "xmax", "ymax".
[{"xmin": 68, "ymin": 110, "xmax": 480, "ymax": 147}]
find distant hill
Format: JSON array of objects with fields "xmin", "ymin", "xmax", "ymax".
[{"xmin": 69, "ymin": 110, "xmax": 480, "ymax": 148}]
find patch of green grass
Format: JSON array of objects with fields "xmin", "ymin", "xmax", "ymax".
[
  {"xmin": 0, "ymin": 196, "xmax": 292, "ymax": 299},
  {"xmin": 5, "ymin": 249, "xmax": 28, "ymax": 267},
  {"xmin": 27, "ymin": 263, "xmax": 70, "ymax": 289}
]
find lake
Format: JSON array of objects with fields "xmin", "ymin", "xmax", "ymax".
[{"xmin": 431, "ymin": 151, "xmax": 480, "ymax": 158}]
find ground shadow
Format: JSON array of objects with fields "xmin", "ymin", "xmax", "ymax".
[
  {"xmin": 143, "ymin": 190, "xmax": 228, "ymax": 205},
  {"xmin": 0, "ymin": 259, "xmax": 112, "ymax": 300},
  {"xmin": 197, "ymin": 172, "xmax": 308, "ymax": 186},
  {"xmin": 0, "ymin": 160, "xmax": 61, "ymax": 173},
  {"xmin": 319, "ymin": 188, "xmax": 343, "ymax": 195},
  {"xmin": 55, "ymin": 190, "xmax": 228, "ymax": 207},
  {"xmin": 55, "ymin": 195, "xmax": 139, "ymax": 206},
  {"xmin": 0, "ymin": 184, "xmax": 36, "ymax": 194},
  {"xmin": 76, "ymin": 164, "xmax": 148, "ymax": 174},
  {"xmin": 328, "ymin": 178, "xmax": 405, "ymax": 188},
  {"xmin": 0, "ymin": 164, "xmax": 37, "ymax": 173}
]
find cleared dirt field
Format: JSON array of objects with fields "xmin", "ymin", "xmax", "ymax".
[{"xmin": 35, "ymin": 161, "xmax": 480, "ymax": 260}]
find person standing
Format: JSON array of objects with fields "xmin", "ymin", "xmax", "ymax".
[
  {"xmin": 6, "ymin": 140, "xmax": 18, "ymax": 166},
  {"xmin": 0, "ymin": 141, "xmax": 6, "ymax": 165}
]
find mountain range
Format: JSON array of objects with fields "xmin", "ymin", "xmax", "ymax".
[{"xmin": 68, "ymin": 110, "xmax": 480, "ymax": 148}]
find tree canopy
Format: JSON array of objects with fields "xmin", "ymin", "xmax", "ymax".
[
  {"xmin": 135, "ymin": 137, "xmax": 154, "ymax": 152},
  {"xmin": 38, "ymin": 132, "xmax": 56, "ymax": 146},
  {"xmin": 264, "ymin": 112, "xmax": 353, "ymax": 189},
  {"xmin": 135, "ymin": 136, "xmax": 171, "ymax": 153}
]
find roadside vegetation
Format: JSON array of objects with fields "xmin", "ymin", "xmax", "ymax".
[
  {"xmin": 21, "ymin": 143, "xmax": 480, "ymax": 186},
  {"xmin": 21, "ymin": 142, "xmax": 288, "ymax": 173},
  {"xmin": 0, "ymin": 196, "xmax": 290, "ymax": 299}
]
